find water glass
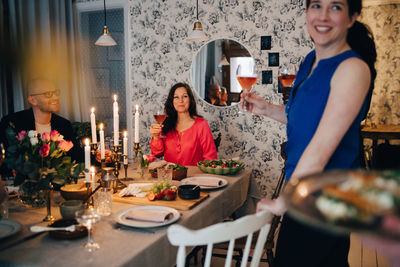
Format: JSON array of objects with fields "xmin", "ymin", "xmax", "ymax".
[
  {"xmin": 94, "ymin": 188, "xmax": 112, "ymax": 216},
  {"xmin": 157, "ymin": 167, "xmax": 172, "ymax": 181}
]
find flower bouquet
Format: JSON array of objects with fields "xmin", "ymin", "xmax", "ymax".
[{"xmin": 4, "ymin": 127, "xmax": 85, "ymax": 206}]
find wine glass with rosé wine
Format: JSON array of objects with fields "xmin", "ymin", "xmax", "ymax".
[
  {"xmin": 154, "ymin": 109, "xmax": 167, "ymax": 138},
  {"xmin": 236, "ymin": 60, "xmax": 258, "ymax": 113},
  {"xmin": 278, "ymin": 64, "xmax": 297, "ymax": 105}
]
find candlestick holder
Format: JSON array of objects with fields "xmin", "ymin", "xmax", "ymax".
[
  {"xmin": 85, "ymin": 182, "xmax": 93, "ymax": 208},
  {"xmin": 111, "ymin": 145, "xmax": 127, "ymax": 189},
  {"xmin": 121, "ymin": 155, "xmax": 134, "ymax": 181},
  {"xmin": 90, "ymin": 142, "xmax": 100, "ymax": 166},
  {"xmin": 133, "ymin": 142, "xmax": 141, "ymax": 157}
]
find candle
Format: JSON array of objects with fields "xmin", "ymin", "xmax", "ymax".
[
  {"xmin": 134, "ymin": 104, "xmax": 140, "ymax": 143},
  {"xmin": 84, "ymin": 139, "xmax": 90, "ymax": 183},
  {"xmin": 90, "ymin": 107, "xmax": 97, "ymax": 144},
  {"xmin": 99, "ymin": 123, "xmax": 105, "ymax": 160},
  {"xmin": 113, "ymin": 95, "xmax": 119, "ymax": 146},
  {"xmin": 123, "ymin": 131, "xmax": 128, "ymax": 165},
  {"xmin": 90, "ymin": 166, "xmax": 96, "ymax": 191}
]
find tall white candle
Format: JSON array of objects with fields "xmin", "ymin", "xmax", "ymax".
[
  {"xmin": 134, "ymin": 104, "xmax": 140, "ymax": 143},
  {"xmin": 99, "ymin": 123, "xmax": 105, "ymax": 160},
  {"xmin": 123, "ymin": 131, "xmax": 128, "ymax": 164},
  {"xmin": 84, "ymin": 139, "xmax": 90, "ymax": 183},
  {"xmin": 90, "ymin": 107, "xmax": 97, "ymax": 144},
  {"xmin": 90, "ymin": 166, "xmax": 96, "ymax": 191},
  {"xmin": 113, "ymin": 95, "xmax": 119, "ymax": 146}
]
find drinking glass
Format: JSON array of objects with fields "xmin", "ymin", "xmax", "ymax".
[
  {"xmin": 237, "ymin": 60, "xmax": 258, "ymax": 113},
  {"xmin": 75, "ymin": 208, "xmax": 102, "ymax": 252},
  {"xmin": 94, "ymin": 188, "xmax": 112, "ymax": 216},
  {"xmin": 278, "ymin": 64, "xmax": 297, "ymax": 104},
  {"xmin": 157, "ymin": 166, "xmax": 172, "ymax": 181},
  {"xmin": 153, "ymin": 109, "xmax": 167, "ymax": 138}
]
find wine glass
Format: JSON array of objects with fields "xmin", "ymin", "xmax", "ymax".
[
  {"xmin": 75, "ymin": 208, "xmax": 102, "ymax": 252},
  {"xmin": 153, "ymin": 109, "xmax": 167, "ymax": 138},
  {"xmin": 237, "ymin": 60, "xmax": 258, "ymax": 113},
  {"xmin": 278, "ymin": 64, "xmax": 297, "ymax": 104}
]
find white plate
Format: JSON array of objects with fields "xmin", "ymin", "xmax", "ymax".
[
  {"xmin": 180, "ymin": 176, "xmax": 228, "ymax": 190},
  {"xmin": 115, "ymin": 206, "xmax": 180, "ymax": 228},
  {"xmin": 0, "ymin": 219, "xmax": 21, "ymax": 239}
]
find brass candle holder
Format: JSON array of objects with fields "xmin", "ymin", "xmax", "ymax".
[{"xmin": 111, "ymin": 144, "xmax": 127, "ymax": 189}]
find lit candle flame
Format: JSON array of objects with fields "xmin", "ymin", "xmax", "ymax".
[
  {"xmin": 90, "ymin": 166, "xmax": 95, "ymax": 174},
  {"xmin": 114, "ymin": 94, "xmax": 117, "ymax": 101},
  {"xmin": 135, "ymin": 104, "xmax": 139, "ymax": 112},
  {"xmin": 124, "ymin": 131, "xmax": 127, "ymax": 138},
  {"xmin": 91, "ymin": 107, "xmax": 95, "ymax": 113},
  {"xmin": 85, "ymin": 138, "xmax": 90, "ymax": 146},
  {"xmin": 100, "ymin": 123, "xmax": 103, "ymax": 130}
]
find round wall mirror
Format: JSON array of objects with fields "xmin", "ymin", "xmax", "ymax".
[{"xmin": 191, "ymin": 39, "xmax": 253, "ymax": 107}]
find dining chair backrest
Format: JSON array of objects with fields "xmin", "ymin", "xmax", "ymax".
[{"xmin": 167, "ymin": 211, "xmax": 272, "ymax": 267}]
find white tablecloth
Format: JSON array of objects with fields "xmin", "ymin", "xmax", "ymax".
[{"xmin": 0, "ymin": 166, "xmax": 250, "ymax": 267}]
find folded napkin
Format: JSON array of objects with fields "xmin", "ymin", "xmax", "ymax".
[
  {"xmin": 186, "ymin": 179, "xmax": 222, "ymax": 187},
  {"xmin": 119, "ymin": 183, "xmax": 152, "ymax": 197},
  {"xmin": 149, "ymin": 160, "xmax": 168, "ymax": 170},
  {"xmin": 125, "ymin": 209, "xmax": 173, "ymax": 223}
]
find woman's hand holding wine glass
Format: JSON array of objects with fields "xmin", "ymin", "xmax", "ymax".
[
  {"xmin": 237, "ymin": 60, "xmax": 258, "ymax": 113},
  {"xmin": 151, "ymin": 109, "xmax": 167, "ymax": 139}
]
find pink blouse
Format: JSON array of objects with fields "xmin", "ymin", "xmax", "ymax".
[{"xmin": 150, "ymin": 117, "xmax": 218, "ymax": 166}]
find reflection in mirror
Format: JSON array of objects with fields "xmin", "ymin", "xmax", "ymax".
[{"xmin": 191, "ymin": 39, "xmax": 252, "ymax": 107}]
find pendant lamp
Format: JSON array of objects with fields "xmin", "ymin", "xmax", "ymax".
[
  {"xmin": 187, "ymin": 0, "xmax": 209, "ymax": 42},
  {"xmin": 218, "ymin": 54, "xmax": 230, "ymax": 67},
  {"xmin": 95, "ymin": 0, "xmax": 117, "ymax": 46}
]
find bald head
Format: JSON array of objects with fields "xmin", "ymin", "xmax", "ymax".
[
  {"xmin": 27, "ymin": 78, "xmax": 56, "ymax": 96},
  {"xmin": 27, "ymin": 78, "xmax": 60, "ymax": 114}
]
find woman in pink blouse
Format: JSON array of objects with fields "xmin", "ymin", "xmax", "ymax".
[{"xmin": 149, "ymin": 83, "xmax": 217, "ymax": 166}]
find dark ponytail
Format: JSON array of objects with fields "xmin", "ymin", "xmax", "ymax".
[{"xmin": 347, "ymin": 21, "xmax": 377, "ymax": 89}]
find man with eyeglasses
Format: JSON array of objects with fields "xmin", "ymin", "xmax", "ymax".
[{"xmin": 0, "ymin": 78, "xmax": 83, "ymax": 163}]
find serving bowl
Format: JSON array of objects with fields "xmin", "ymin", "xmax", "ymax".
[
  {"xmin": 197, "ymin": 159, "xmax": 245, "ymax": 175},
  {"xmin": 60, "ymin": 184, "xmax": 90, "ymax": 201}
]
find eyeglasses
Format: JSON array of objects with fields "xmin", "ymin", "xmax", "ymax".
[{"xmin": 30, "ymin": 90, "xmax": 60, "ymax": 98}]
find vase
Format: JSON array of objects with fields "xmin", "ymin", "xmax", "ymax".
[
  {"xmin": 43, "ymin": 189, "xmax": 55, "ymax": 222},
  {"xmin": 140, "ymin": 165, "xmax": 150, "ymax": 180}
]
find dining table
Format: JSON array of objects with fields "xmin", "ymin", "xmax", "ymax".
[{"xmin": 0, "ymin": 165, "xmax": 250, "ymax": 267}]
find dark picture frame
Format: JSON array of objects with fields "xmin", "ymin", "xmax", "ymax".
[
  {"xmin": 268, "ymin": 52, "xmax": 279, "ymax": 67},
  {"xmin": 262, "ymin": 70, "xmax": 273, "ymax": 84},
  {"xmin": 260, "ymin": 36, "xmax": 271, "ymax": 50}
]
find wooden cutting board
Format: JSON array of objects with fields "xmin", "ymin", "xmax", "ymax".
[{"xmin": 113, "ymin": 192, "xmax": 209, "ymax": 211}]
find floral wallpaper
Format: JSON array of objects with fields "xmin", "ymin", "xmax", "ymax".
[
  {"xmin": 360, "ymin": 4, "xmax": 400, "ymax": 126},
  {"xmin": 76, "ymin": 0, "xmax": 399, "ymax": 206},
  {"xmin": 127, "ymin": 0, "xmax": 311, "ymax": 201}
]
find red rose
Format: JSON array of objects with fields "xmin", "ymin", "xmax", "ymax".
[
  {"xmin": 50, "ymin": 130, "xmax": 60, "ymax": 141},
  {"xmin": 41, "ymin": 132, "xmax": 51, "ymax": 142},
  {"xmin": 39, "ymin": 144, "xmax": 50, "ymax": 157}
]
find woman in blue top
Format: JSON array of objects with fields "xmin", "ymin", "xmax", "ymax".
[{"xmin": 243, "ymin": 0, "xmax": 377, "ymax": 266}]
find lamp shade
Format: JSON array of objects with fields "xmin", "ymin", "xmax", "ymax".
[
  {"xmin": 218, "ymin": 55, "xmax": 230, "ymax": 67},
  {"xmin": 187, "ymin": 21, "xmax": 209, "ymax": 42},
  {"xmin": 95, "ymin": 26, "xmax": 117, "ymax": 46}
]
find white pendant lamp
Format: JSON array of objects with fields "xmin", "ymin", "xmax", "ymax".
[
  {"xmin": 187, "ymin": 0, "xmax": 209, "ymax": 42},
  {"xmin": 218, "ymin": 54, "xmax": 230, "ymax": 67},
  {"xmin": 95, "ymin": 0, "xmax": 117, "ymax": 46}
]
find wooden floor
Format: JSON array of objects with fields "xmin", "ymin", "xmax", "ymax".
[{"xmin": 186, "ymin": 233, "xmax": 393, "ymax": 267}]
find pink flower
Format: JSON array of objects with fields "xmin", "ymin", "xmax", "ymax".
[
  {"xmin": 50, "ymin": 130, "xmax": 60, "ymax": 141},
  {"xmin": 144, "ymin": 154, "xmax": 156, "ymax": 163},
  {"xmin": 39, "ymin": 144, "xmax": 50, "ymax": 157},
  {"xmin": 57, "ymin": 140, "xmax": 74, "ymax": 152},
  {"xmin": 41, "ymin": 132, "xmax": 51, "ymax": 142},
  {"xmin": 16, "ymin": 130, "xmax": 26, "ymax": 141}
]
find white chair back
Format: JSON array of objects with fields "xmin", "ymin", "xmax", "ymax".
[{"xmin": 167, "ymin": 211, "xmax": 272, "ymax": 267}]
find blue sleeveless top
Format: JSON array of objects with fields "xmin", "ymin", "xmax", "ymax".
[{"xmin": 284, "ymin": 49, "xmax": 369, "ymax": 180}]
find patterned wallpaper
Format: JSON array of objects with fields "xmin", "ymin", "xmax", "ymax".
[
  {"xmin": 76, "ymin": 0, "xmax": 399, "ymax": 203},
  {"xmin": 360, "ymin": 4, "xmax": 400, "ymax": 126},
  {"xmin": 127, "ymin": 0, "xmax": 311, "ymax": 200}
]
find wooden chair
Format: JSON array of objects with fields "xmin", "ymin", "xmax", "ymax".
[{"xmin": 167, "ymin": 211, "xmax": 272, "ymax": 267}]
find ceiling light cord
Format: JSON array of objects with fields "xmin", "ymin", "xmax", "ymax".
[{"xmin": 103, "ymin": 0, "xmax": 107, "ymax": 26}]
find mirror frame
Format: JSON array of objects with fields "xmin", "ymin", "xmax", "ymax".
[{"xmin": 190, "ymin": 38, "xmax": 254, "ymax": 108}]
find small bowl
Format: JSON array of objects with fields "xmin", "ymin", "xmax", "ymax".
[
  {"xmin": 48, "ymin": 218, "xmax": 87, "ymax": 240},
  {"xmin": 59, "ymin": 200, "xmax": 84, "ymax": 219},
  {"xmin": 150, "ymin": 168, "xmax": 158, "ymax": 178},
  {"xmin": 178, "ymin": 184, "xmax": 200, "ymax": 200},
  {"xmin": 60, "ymin": 184, "xmax": 90, "ymax": 201},
  {"xmin": 173, "ymin": 168, "xmax": 188, "ymax": 181}
]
